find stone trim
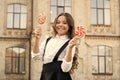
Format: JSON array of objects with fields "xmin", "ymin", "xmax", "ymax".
[{"xmin": 85, "ymin": 35, "xmax": 120, "ymax": 40}]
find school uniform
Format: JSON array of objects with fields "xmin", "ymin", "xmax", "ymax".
[{"xmin": 32, "ymin": 35, "xmax": 75, "ymax": 80}]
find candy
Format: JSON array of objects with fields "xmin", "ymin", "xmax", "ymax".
[
  {"xmin": 75, "ymin": 26, "xmax": 86, "ymax": 37},
  {"xmin": 38, "ymin": 14, "xmax": 46, "ymax": 24}
]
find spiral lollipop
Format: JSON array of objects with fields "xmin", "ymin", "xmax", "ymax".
[
  {"xmin": 75, "ymin": 26, "xmax": 86, "ymax": 38},
  {"xmin": 38, "ymin": 13, "xmax": 46, "ymax": 24},
  {"xmin": 75, "ymin": 26, "xmax": 86, "ymax": 45},
  {"xmin": 33, "ymin": 14, "xmax": 46, "ymax": 37}
]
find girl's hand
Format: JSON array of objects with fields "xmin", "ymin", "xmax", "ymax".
[
  {"xmin": 34, "ymin": 27, "xmax": 42, "ymax": 39},
  {"xmin": 68, "ymin": 36, "xmax": 80, "ymax": 48}
]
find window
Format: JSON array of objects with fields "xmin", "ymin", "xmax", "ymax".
[
  {"xmin": 7, "ymin": 4, "xmax": 27, "ymax": 29},
  {"xmin": 5, "ymin": 47, "xmax": 26, "ymax": 74},
  {"xmin": 50, "ymin": 0, "xmax": 71, "ymax": 22},
  {"xmin": 91, "ymin": 0, "xmax": 111, "ymax": 25},
  {"xmin": 92, "ymin": 45, "xmax": 112, "ymax": 75}
]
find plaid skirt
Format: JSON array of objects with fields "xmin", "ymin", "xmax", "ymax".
[{"xmin": 40, "ymin": 61, "xmax": 72, "ymax": 80}]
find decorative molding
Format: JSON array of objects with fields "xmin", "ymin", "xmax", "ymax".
[
  {"xmin": 87, "ymin": 26, "xmax": 116, "ymax": 35},
  {"xmin": 85, "ymin": 35, "xmax": 120, "ymax": 40}
]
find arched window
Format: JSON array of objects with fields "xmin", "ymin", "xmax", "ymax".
[
  {"xmin": 92, "ymin": 45, "xmax": 112, "ymax": 75},
  {"xmin": 5, "ymin": 47, "xmax": 26, "ymax": 74},
  {"xmin": 7, "ymin": 4, "xmax": 27, "ymax": 29},
  {"xmin": 50, "ymin": 0, "xmax": 71, "ymax": 22}
]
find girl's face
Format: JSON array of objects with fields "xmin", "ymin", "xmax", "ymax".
[{"xmin": 55, "ymin": 15, "xmax": 69, "ymax": 36}]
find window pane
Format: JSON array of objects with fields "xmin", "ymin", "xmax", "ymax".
[
  {"xmin": 13, "ymin": 47, "xmax": 19, "ymax": 56},
  {"xmin": 104, "ymin": 9, "xmax": 110, "ymax": 25},
  {"xmin": 92, "ymin": 56, "xmax": 98, "ymax": 73},
  {"xmin": 5, "ymin": 57, "xmax": 12, "ymax": 73},
  {"xmin": 65, "ymin": 7, "xmax": 71, "ymax": 14},
  {"xmin": 8, "ymin": 5, "xmax": 13, "ymax": 12},
  {"xmin": 97, "ymin": 0, "xmax": 104, "ymax": 8},
  {"xmin": 19, "ymin": 48, "xmax": 25, "ymax": 73},
  {"xmin": 106, "ymin": 57, "xmax": 112, "ymax": 73},
  {"xmin": 91, "ymin": 0, "xmax": 96, "ymax": 7},
  {"xmin": 20, "ymin": 48, "xmax": 25, "ymax": 57},
  {"xmin": 58, "ymin": 7, "xmax": 64, "ymax": 15},
  {"xmin": 14, "ymin": 4, "xmax": 20, "ymax": 13},
  {"xmin": 58, "ymin": 0, "xmax": 64, "ymax": 6},
  {"xmin": 65, "ymin": 0, "xmax": 71, "ymax": 6},
  {"xmin": 91, "ymin": 9, "xmax": 97, "ymax": 24},
  {"xmin": 13, "ymin": 58, "xmax": 18, "ymax": 73},
  {"xmin": 14, "ymin": 14, "xmax": 20, "ymax": 28},
  {"xmin": 19, "ymin": 58, "xmax": 25, "ymax": 73},
  {"xmin": 7, "ymin": 13, "xmax": 13, "ymax": 28},
  {"xmin": 51, "ymin": 7, "xmax": 57, "ymax": 22},
  {"xmin": 99, "ymin": 57, "xmax": 105, "ymax": 73},
  {"xmin": 51, "ymin": 0, "xmax": 57, "ymax": 5},
  {"xmin": 98, "ymin": 9, "xmax": 103, "ymax": 24},
  {"xmin": 104, "ymin": 0, "xmax": 110, "ymax": 8},
  {"xmin": 21, "ymin": 5, "xmax": 27, "ymax": 13},
  {"xmin": 99, "ymin": 46, "xmax": 105, "ymax": 55},
  {"xmin": 21, "ymin": 14, "xmax": 27, "ymax": 29}
]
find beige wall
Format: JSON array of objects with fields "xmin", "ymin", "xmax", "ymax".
[
  {"xmin": 31, "ymin": 0, "xmax": 120, "ymax": 80},
  {"xmin": 0, "ymin": 0, "xmax": 32, "ymax": 80},
  {"xmin": 0, "ymin": 0, "xmax": 120, "ymax": 80}
]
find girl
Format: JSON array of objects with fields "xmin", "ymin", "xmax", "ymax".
[{"xmin": 32, "ymin": 13, "xmax": 79, "ymax": 80}]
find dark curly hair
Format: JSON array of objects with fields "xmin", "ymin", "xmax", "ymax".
[{"xmin": 52, "ymin": 12, "xmax": 78, "ymax": 74}]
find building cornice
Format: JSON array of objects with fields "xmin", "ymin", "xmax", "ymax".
[
  {"xmin": 85, "ymin": 35, "xmax": 120, "ymax": 40},
  {"xmin": 0, "ymin": 37, "xmax": 30, "ymax": 40}
]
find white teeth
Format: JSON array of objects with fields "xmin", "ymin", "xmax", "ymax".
[{"xmin": 58, "ymin": 28, "xmax": 63, "ymax": 30}]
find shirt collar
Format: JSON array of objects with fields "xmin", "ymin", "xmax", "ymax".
[{"xmin": 56, "ymin": 34, "xmax": 69, "ymax": 40}]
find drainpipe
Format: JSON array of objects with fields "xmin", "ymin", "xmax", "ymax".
[
  {"xmin": 29, "ymin": 0, "xmax": 33, "ymax": 80},
  {"xmin": 119, "ymin": 0, "xmax": 120, "ymax": 27}
]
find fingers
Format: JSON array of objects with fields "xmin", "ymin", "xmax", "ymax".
[
  {"xmin": 35, "ymin": 27, "xmax": 41, "ymax": 34},
  {"xmin": 68, "ymin": 37, "xmax": 79, "ymax": 48},
  {"xmin": 33, "ymin": 27, "xmax": 42, "ymax": 39}
]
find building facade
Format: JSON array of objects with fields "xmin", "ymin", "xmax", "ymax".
[{"xmin": 0, "ymin": 0, "xmax": 120, "ymax": 80}]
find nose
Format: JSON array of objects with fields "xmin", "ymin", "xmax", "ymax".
[{"xmin": 58, "ymin": 22, "xmax": 63, "ymax": 27}]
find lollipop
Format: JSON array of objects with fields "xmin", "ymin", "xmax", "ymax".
[
  {"xmin": 75, "ymin": 26, "xmax": 86, "ymax": 45},
  {"xmin": 38, "ymin": 14, "xmax": 46, "ymax": 24},
  {"xmin": 75, "ymin": 26, "xmax": 86, "ymax": 37},
  {"xmin": 33, "ymin": 14, "xmax": 46, "ymax": 37}
]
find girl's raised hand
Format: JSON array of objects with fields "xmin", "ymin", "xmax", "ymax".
[
  {"xmin": 68, "ymin": 36, "xmax": 80, "ymax": 48},
  {"xmin": 34, "ymin": 27, "xmax": 42, "ymax": 39}
]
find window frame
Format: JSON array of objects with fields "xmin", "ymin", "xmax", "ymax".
[
  {"xmin": 50, "ymin": 0, "xmax": 72, "ymax": 23},
  {"xmin": 91, "ymin": 0, "xmax": 111, "ymax": 26},
  {"xmin": 92, "ymin": 45, "xmax": 113, "ymax": 75},
  {"xmin": 7, "ymin": 3, "xmax": 27, "ymax": 29},
  {"xmin": 5, "ymin": 46, "xmax": 26, "ymax": 74}
]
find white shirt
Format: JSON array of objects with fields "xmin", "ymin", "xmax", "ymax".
[{"xmin": 31, "ymin": 35, "xmax": 76, "ymax": 72}]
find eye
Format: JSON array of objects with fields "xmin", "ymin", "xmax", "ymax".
[
  {"xmin": 56, "ymin": 21, "xmax": 60, "ymax": 24},
  {"xmin": 63, "ymin": 21, "xmax": 67, "ymax": 24}
]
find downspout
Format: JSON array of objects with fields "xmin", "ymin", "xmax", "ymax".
[
  {"xmin": 29, "ymin": 0, "xmax": 33, "ymax": 80},
  {"xmin": 119, "ymin": 0, "xmax": 120, "ymax": 28}
]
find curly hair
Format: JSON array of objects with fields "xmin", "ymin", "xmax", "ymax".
[
  {"xmin": 69, "ymin": 47, "xmax": 79, "ymax": 74},
  {"xmin": 52, "ymin": 12, "xmax": 78, "ymax": 74}
]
